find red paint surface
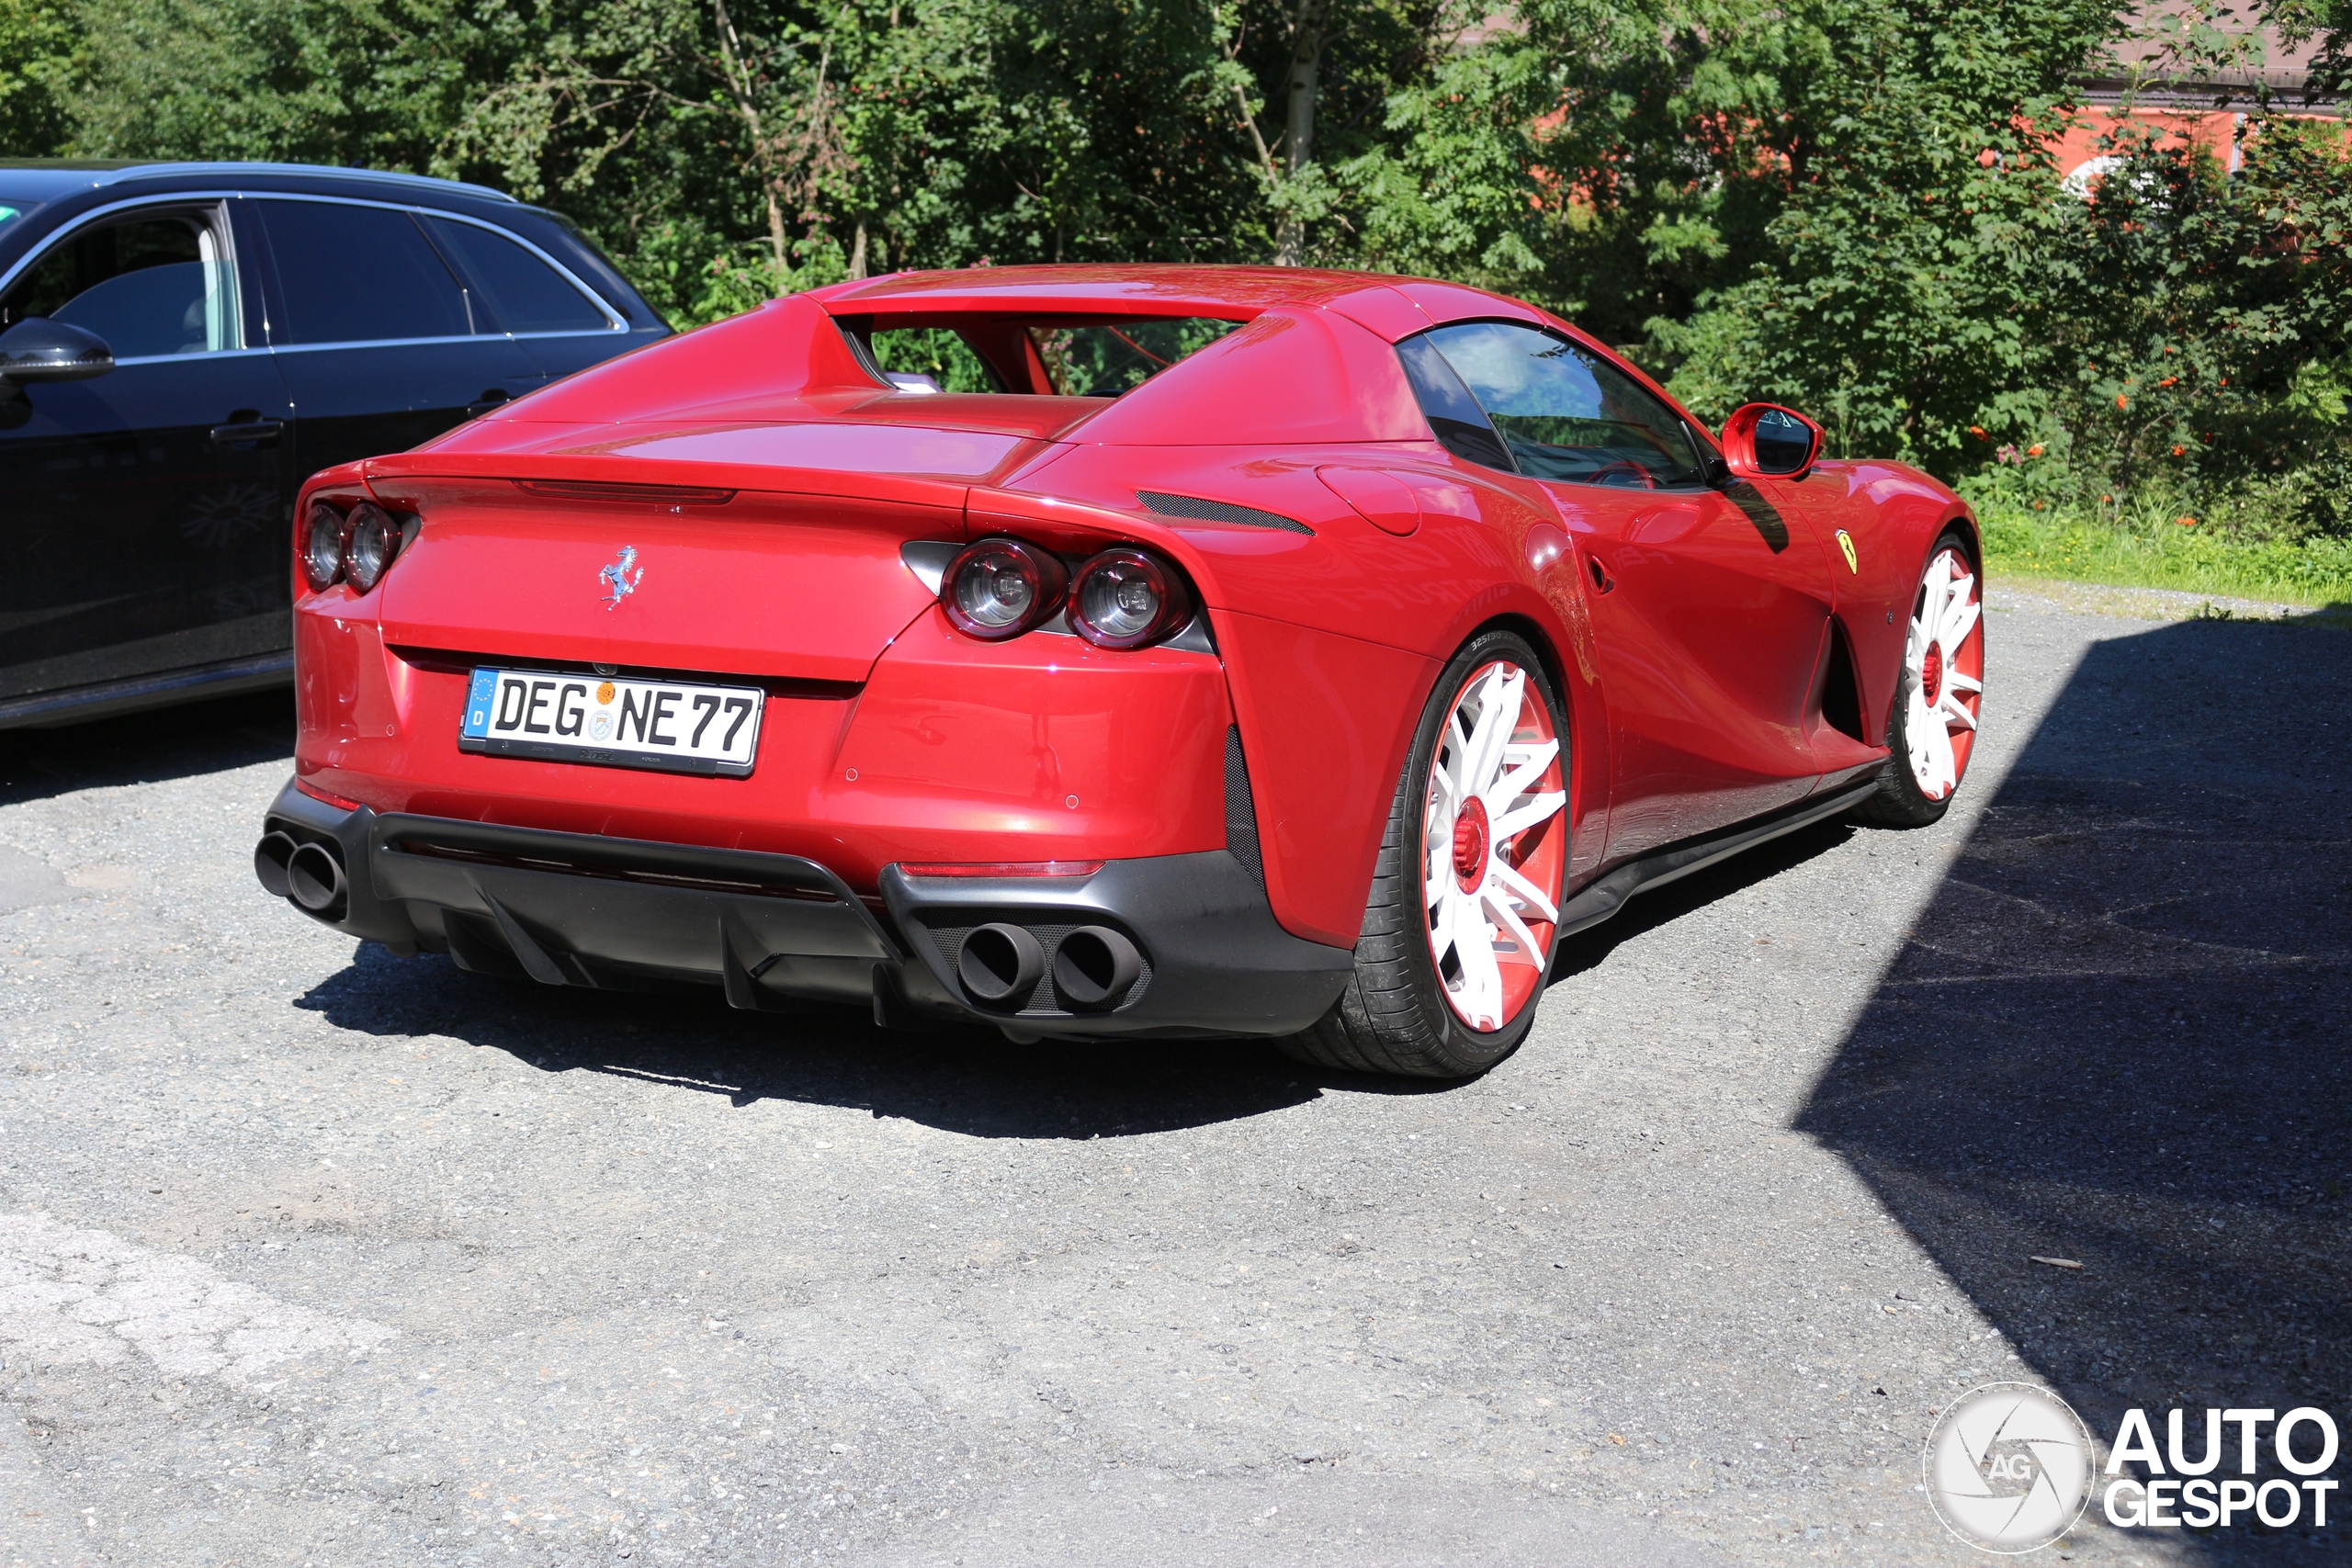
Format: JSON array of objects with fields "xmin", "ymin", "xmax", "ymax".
[{"xmin": 290, "ymin": 264, "xmax": 1965, "ymax": 954}]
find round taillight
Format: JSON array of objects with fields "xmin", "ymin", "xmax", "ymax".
[
  {"xmin": 301, "ymin": 502, "xmax": 345, "ymax": 592},
  {"xmin": 1069, "ymin": 548, "xmax": 1193, "ymax": 649},
  {"xmin": 941, "ymin": 537, "xmax": 1068, "ymax": 640},
  {"xmin": 345, "ymin": 502, "xmax": 399, "ymax": 592}
]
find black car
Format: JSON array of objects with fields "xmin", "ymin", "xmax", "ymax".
[{"xmin": 0, "ymin": 161, "xmax": 670, "ymax": 726}]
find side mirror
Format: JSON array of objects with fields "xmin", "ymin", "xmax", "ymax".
[
  {"xmin": 0, "ymin": 318, "xmax": 116, "ymax": 389},
  {"xmin": 1720, "ymin": 403, "xmax": 1822, "ymax": 479}
]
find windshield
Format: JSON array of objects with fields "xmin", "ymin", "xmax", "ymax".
[{"xmin": 858, "ymin": 315, "xmax": 1238, "ymax": 397}]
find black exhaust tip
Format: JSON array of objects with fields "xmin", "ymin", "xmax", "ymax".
[
  {"xmin": 286, "ymin": 841, "xmax": 347, "ymax": 919},
  {"xmin": 957, "ymin": 922, "xmax": 1044, "ymax": 1006},
  {"xmin": 1052, "ymin": 925, "xmax": 1143, "ymax": 1010},
  {"xmin": 254, "ymin": 831, "xmax": 298, "ymax": 898}
]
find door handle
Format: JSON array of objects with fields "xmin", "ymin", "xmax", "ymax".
[
  {"xmin": 209, "ymin": 415, "xmax": 284, "ymax": 446},
  {"xmin": 463, "ymin": 389, "xmax": 513, "ymax": 419}
]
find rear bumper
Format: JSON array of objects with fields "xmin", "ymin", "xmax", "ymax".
[{"xmin": 257, "ymin": 778, "xmax": 1351, "ymax": 1040}]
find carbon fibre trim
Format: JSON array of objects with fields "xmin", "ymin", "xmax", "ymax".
[{"xmin": 1136, "ymin": 491, "xmax": 1313, "ymax": 536}]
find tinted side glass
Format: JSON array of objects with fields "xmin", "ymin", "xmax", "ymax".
[
  {"xmin": 424, "ymin": 217, "xmax": 610, "ymax": 333},
  {"xmin": 1, "ymin": 210, "xmax": 240, "ymax": 355},
  {"xmin": 1422, "ymin": 321, "xmax": 1705, "ymax": 489},
  {"xmin": 1396, "ymin": 333, "xmax": 1514, "ymax": 472},
  {"xmin": 261, "ymin": 201, "xmax": 472, "ymax": 344}
]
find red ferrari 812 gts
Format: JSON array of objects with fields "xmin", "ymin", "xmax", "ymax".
[{"xmin": 254, "ymin": 265, "xmax": 1984, "ymax": 1077}]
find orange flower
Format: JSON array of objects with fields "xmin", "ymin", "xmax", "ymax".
[
  {"xmin": 2219, "ymin": 378, "xmax": 2228, "ymax": 387},
  {"xmin": 2171, "ymin": 445, "xmax": 2185, "ymax": 457},
  {"xmin": 2159, "ymin": 376, "xmax": 2178, "ymax": 387},
  {"xmin": 2026, "ymin": 444, "xmax": 2044, "ymax": 457},
  {"xmin": 2176, "ymin": 515, "xmax": 2198, "ymax": 527},
  {"xmin": 1969, "ymin": 425, "xmax": 1988, "ymax": 439},
  {"xmin": 2116, "ymin": 394, "xmax": 2130, "ymax": 410},
  {"xmin": 2101, "ymin": 493, "xmax": 2115, "ymax": 502}
]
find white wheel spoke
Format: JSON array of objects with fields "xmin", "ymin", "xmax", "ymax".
[
  {"xmin": 1490, "ymin": 789, "xmax": 1566, "ymax": 842},
  {"xmin": 1451, "ymin": 897, "xmax": 1504, "ymax": 1026},
  {"xmin": 1923, "ymin": 705, "xmax": 1957, "ymax": 793},
  {"xmin": 1484, "ymin": 884, "xmax": 1544, "ymax": 960},
  {"xmin": 1493, "ymin": 859, "xmax": 1560, "ymax": 924},
  {"xmin": 1487, "ymin": 743, "xmax": 1560, "ymax": 814},
  {"xmin": 1946, "ymin": 671, "xmax": 1983, "ymax": 695},
  {"xmin": 1939, "ymin": 594, "xmax": 1981, "ymax": 654},
  {"xmin": 1939, "ymin": 693, "xmax": 1977, "ymax": 732},
  {"xmin": 1464, "ymin": 668, "xmax": 1518, "ymax": 793}
]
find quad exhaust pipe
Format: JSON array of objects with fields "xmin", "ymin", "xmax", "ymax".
[
  {"xmin": 955, "ymin": 921, "xmax": 1142, "ymax": 1011},
  {"xmin": 1051, "ymin": 925, "xmax": 1142, "ymax": 1009},
  {"xmin": 254, "ymin": 830, "xmax": 347, "ymax": 919}
]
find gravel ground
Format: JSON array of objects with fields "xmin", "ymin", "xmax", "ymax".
[{"xmin": 0, "ymin": 594, "xmax": 2344, "ymax": 1568}]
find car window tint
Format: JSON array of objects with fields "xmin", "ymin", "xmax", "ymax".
[
  {"xmin": 261, "ymin": 201, "xmax": 473, "ymax": 344},
  {"xmin": 1396, "ymin": 333, "xmax": 1514, "ymax": 471},
  {"xmin": 423, "ymin": 217, "xmax": 611, "ymax": 333},
  {"xmin": 1421, "ymin": 321, "xmax": 1705, "ymax": 489},
  {"xmin": 0, "ymin": 211, "xmax": 240, "ymax": 355}
]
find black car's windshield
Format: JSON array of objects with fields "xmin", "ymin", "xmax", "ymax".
[{"xmin": 857, "ymin": 316, "xmax": 1238, "ymax": 397}]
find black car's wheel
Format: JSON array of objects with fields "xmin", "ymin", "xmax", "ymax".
[
  {"xmin": 1855, "ymin": 530, "xmax": 1984, "ymax": 828},
  {"xmin": 1279, "ymin": 630, "xmax": 1569, "ymax": 1079}
]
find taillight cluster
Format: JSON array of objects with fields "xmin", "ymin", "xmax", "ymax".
[
  {"xmin": 940, "ymin": 536, "xmax": 1196, "ymax": 650},
  {"xmin": 301, "ymin": 500, "xmax": 407, "ymax": 594}
]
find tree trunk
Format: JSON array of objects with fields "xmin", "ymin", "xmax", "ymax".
[
  {"xmin": 849, "ymin": 220, "xmax": 868, "ymax": 280},
  {"xmin": 1274, "ymin": 0, "xmax": 1324, "ymax": 265}
]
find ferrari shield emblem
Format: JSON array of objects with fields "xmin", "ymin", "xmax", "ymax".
[{"xmin": 1835, "ymin": 529, "xmax": 1859, "ymax": 574}]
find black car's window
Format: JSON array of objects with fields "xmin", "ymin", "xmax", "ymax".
[
  {"xmin": 0, "ymin": 209, "xmax": 241, "ymax": 356},
  {"xmin": 423, "ymin": 217, "xmax": 612, "ymax": 334},
  {"xmin": 1413, "ymin": 320, "xmax": 1706, "ymax": 489},
  {"xmin": 260, "ymin": 200, "xmax": 473, "ymax": 344}
]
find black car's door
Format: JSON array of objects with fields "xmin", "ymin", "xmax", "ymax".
[
  {"xmin": 243, "ymin": 196, "xmax": 540, "ymax": 479},
  {"xmin": 0, "ymin": 198, "xmax": 294, "ymax": 701}
]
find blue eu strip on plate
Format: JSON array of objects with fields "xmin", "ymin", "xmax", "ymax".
[{"xmin": 462, "ymin": 670, "xmax": 498, "ymax": 739}]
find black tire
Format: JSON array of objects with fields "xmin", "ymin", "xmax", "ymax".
[
  {"xmin": 1277, "ymin": 630, "xmax": 1567, "ymax": 1079},
  {"xmin": 1854, "ymin": 528, "xmax": 1981, "ymax": 828}
]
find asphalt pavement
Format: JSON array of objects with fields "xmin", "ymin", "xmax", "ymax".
[{"xmin": 1, "ymin": 592, "xmax": 2344, "ymax": 1568}]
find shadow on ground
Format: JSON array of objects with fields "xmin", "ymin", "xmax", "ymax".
[
  {"xmin": 1795, "ymin": 609, "xmax": 2351, "ymax": 1560},
  {"xmin": 0, "ymin": 687, "xmax": 294, "ymax": 807},
  {"xmin": 297, "ymin": 942, "xmax": 1367, "ymax": 1138}
]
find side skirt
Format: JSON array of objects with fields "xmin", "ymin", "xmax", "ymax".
[{"xmin": 1557, "ymin": 773, "xmax": 1885, "ymax": 940}]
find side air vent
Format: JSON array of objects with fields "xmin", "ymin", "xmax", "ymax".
[
  {"xmin": 1820, "ymin": 620, "xmax": 1867, "ymax": 743},
  {"xmin": 1138, "ymin": 491, "xmax": 1314, "ymax": 536},
  {"xmin": 1224, "ymin": 726, "xmax": 1264, "ymax": 887}
]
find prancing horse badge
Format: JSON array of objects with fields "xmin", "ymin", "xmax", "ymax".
[
  {"xmin": 1834, "ymin": 529, "xmax": 1859, "ymax": 574},
  {"xmin": 599, "ymin": 546, "xmax": 644, "ymax": 609}
]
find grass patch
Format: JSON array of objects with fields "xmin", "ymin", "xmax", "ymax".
[{"xmin": 1977, "ymin": 502, "xmax": 2352, "ymax": 607}]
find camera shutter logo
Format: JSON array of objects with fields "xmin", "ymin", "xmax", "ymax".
[{"xmin": 1923, "ymin": 1382, "xmax": 2094, "ymax": 1552}]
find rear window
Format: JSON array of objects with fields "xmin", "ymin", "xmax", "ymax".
[
  {"xmin": 855, "ymin": 316, "xmax": 1238, "ymax": 397},
  {"xmin": 424, "ymin": 216, "xmax": 613, "ymax": 334}
]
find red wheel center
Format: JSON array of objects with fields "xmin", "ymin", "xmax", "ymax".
[
  {"xmin": 1921, "ymin": 642, "xmax": 1944, "ymax": 706},
  {"xmin": 1452, "ymin": 796, "xmax": 1490, "ymax": 890}
]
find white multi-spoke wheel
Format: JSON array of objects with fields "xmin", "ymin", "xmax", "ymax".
[
  {"xmin": 1280, "ymin": 630, "xmax": 1570, "ymax": 1078},
  {"xmin": 1857, "ymin": 532, "xmax": 1984, "ymax": 827}
]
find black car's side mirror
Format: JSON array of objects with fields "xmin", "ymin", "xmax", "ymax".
[
  {"xmin": 0, "ymin": 319, "xmax": 116, "ymax": 394},
  {"xmin": 1720, "ymin": 402, "xmax": 1823, "ymax": 479}
]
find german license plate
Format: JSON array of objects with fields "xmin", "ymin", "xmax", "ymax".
[{"xmin": 458, "ymin": 668, "xmax": 763, "ymax": 777}]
